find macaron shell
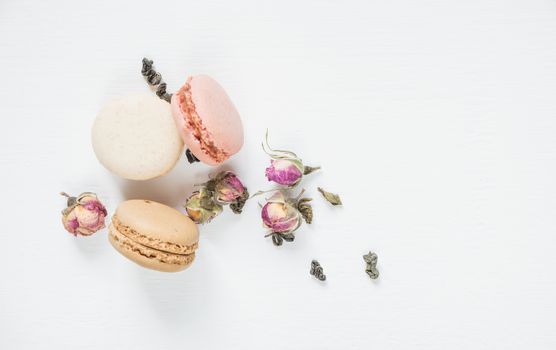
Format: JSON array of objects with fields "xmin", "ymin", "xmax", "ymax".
[
  {"xmin": 109, "ymin": 224, "xmax": 195, "ymax": 272},
  {"xmin": 190, "ymin": 75, "xmax": 244, "ymax": 155},
  {"xmin": 92, "ymin": 93, "xmax": 184, "ymax": 180},
  {"xmin": 171, "ymin": 94, "xmax": 217, "ymax": 165},
  {"xmin": 114, "ymin": 199, "xmax": 199, "ymax": 251},
  {"xmin": 171, "ymin": 75, "xmax": 244, "ymax": 165}
]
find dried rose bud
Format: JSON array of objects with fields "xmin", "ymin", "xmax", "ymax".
[
  {"xmin": 213, "ymin": 171, "xmax": 249, "ymax": 213},
  {"xmin": 262, "ymin": 130, "xmax": 320, "ymax": 187},
  {"xmin": 185, "ymin": 188, "xmax": 223, "ymax": 224},
  {"xmin": 255, "ymin": 189, "xmax": 314, "ymax": 246},
  {"xmin": 261, "ymin": 191, "xmax": 302, "ymax": 234},
  {"xmin": 265, "ymin": 159, "xmax": 304, "ymax": 187},
  {"xmin": 60, "ymin": 192, "xmax": 107, "ymax": 236}
]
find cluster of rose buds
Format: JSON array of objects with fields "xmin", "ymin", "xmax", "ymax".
[
  {"xmin": 259, "ymin": 131, "xmax": 345, "ymax": 246},
  {"xmin": 60, "ymin": 192, "xmax": 107, "ymax": 236},
  {"xmin": 185, "ymin": 171, "xmax": 249, "ymax": 224},
  {"xmin": 60, "ymin": 130, "xmax": 338, "ymax": 250},
  {"xmin": 258, "ymin": 131, "xmax": 319, "ymax": 246}
]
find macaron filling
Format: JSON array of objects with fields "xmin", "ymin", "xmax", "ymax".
[
  {"xmin": 175, "ymin": 80, "xmax": 229, "ymax": 163},
  {"xmin": 110, "ymin": 216, "xmax": 197, "ymax": 266},
  {"xmin": 111, "ymin": 216, "xmax": 198, "ymax": 255},
  {"xmin": 109, "ymin": 225, "xmax": 194, "ymax": 266}
]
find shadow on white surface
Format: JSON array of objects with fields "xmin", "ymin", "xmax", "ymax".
[
  {"xmin": 117, "ymin": 158, "xmax": 238, "ymax": 209},
  {"xmin": 118, "ymin": 168, "xmax": 194, "ymax": 208},
  {"xmin": 73, "ymin": 230, "xmax": 111, "ymax": 259},
  {"xmin": 130, "ymin": 245, "xmax": 224, "ymax": 326}
]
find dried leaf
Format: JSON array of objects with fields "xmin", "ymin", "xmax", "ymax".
[
  {"xmin": 230, "ymin": 190, "xmax": 249, "ymax": 214},
  {"xmin": 297, "ymin": 198, "xmax": 313, "ymax": 224},
  {"xmin": 318, "ymin": 187, "xmax": 342, "ymax": 206},
  {"xmin": 271, "ymin": 233, "xmax": 284, "ymax": 246},
  {"xmin": 303, "ymin": 165, "xmax": 321, "ymax": 175},
  {"xmin": 281, "ymin": 233, "xmax": 295, "ymax": 242}
]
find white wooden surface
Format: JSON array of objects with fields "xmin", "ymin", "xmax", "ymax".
[{"xmin": 1, "ymin": 0, "xmax": 556, "ymax": 349}]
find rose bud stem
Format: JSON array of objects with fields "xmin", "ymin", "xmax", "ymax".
[
  {"xmin": 293, "ymin": 189, "xmax": 306, "ymax": 202},
  {"xmin": 60, "ymin": 192, "xmax": 77, "ymax": 207}
]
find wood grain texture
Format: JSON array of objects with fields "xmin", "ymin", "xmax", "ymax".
[{"xmin": 1, "ymin": 0, "xmax": 556, "ymax": 349}]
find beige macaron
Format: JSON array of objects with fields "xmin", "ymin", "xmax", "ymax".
[{"xmin": 108, "ymin": 199, "xmax": 199, "ymax": 272}]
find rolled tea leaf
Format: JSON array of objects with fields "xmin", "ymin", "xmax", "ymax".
[
  {"xmin": 310, "ymin": 260, "xmax": 326, "ymax": 281},
  {"xmin": 363, "ymin": 251, "xmax": 379, "ymax": 279},
  {"xmin": 141, "ymin": 58, "xmax": 172, "ymax": 103}
]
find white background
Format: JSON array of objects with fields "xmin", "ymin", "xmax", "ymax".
[{"xmin": 1, "ymin": 0, "xmax": 556, "ymax": 348}]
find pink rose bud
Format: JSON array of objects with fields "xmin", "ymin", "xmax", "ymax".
[
  {"xmin": 265, "ymin": 159, "xmax": 303, "ymax": 187},
  {"xmin": 213, "ymin": 171, "xmax": 249, "ymax": 213},
  {"xmin": 262, "ymin": 130, "xmax": 320, "ymax": 187},
  {"xmin": 185, "ymin": 189, "xmax": 223, "ymax": 224},
  {"xmin": 261, "ymin": 192, "xmax": 302, "ymax": 234},
  {"xmin": 60, "ymin": 192, "xmax": 107, "ymax": 236},
  {"xmin": 255, "ymin": 189, "xmax": 313, "ymax": 246}
]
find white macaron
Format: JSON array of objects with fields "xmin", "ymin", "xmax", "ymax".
[{"xmin": 92, "ymin": 93, "xmax": 184, "ymax": 180}]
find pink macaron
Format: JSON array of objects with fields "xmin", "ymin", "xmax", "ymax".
[{"xmin": 171, "ymin": 75, "xmax": 244, "ymax": 165}]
